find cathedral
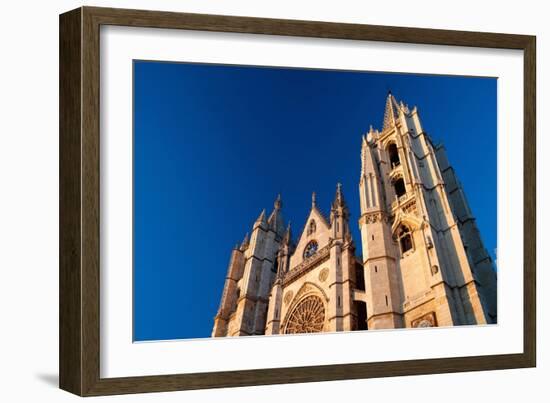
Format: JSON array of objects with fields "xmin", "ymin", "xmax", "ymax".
[{"xmin": 212, "ymin": 93, "xmax": 497, "ymax": 337}]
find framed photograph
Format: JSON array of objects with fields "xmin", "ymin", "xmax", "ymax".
[{"xmin": 59, "ymin": 6, "xmax": 536, "ymax": 396}]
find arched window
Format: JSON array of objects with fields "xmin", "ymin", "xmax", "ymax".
[
  {"xmin": 388, "ymin": 143, "xmax": 400, "ymax": 168},
  {"xmin": 307, "ymin": 219, "xmax": 316, "ymax": 236},
  {"xmin": 397, "ymin": 225, "xmax": 413, "ymax": 254},
  {"xmin": 303, "ymin": 240, "xmax": 318, "ymax": 259},
  {"xmin": 393, "ymin": 177, "xmax": 406, "ymax": 198}
]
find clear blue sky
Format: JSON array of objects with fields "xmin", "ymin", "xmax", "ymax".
[{"xmin": 133, "ymin": 61, "xmax": 497, "ymax": 341}]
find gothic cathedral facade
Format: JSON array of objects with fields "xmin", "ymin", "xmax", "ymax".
[{"xmin": 212, "ymin": 94, "xmax": 497, "ymax": 337}]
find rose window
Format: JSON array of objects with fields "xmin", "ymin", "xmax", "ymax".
[
  {"xmin": 284, "ymin": 295, "xmax": 325, "ymax": 334},
  {"xmin": 303, "ymin": 240, "xmax": 318, "ymax": 259}
]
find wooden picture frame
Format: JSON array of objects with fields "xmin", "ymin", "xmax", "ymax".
[{"xmin": 59, "ymin": 6, "xmax": 536, "ymax": 396}]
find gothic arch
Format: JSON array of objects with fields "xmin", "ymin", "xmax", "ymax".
[
  {"xmin": 391, "ymin": 174, "xmax": 406, "ymax": 198},
  {"xmin": 292, "ymin": 209, "xmax": 330, "ymax": 254},
  {"xmin": 293, "ymin": 281, "xmax": 329, "ymax": 303},
  {"xmin": 387, "ymin": 142, "xmax": 401, "ymax": 169},
  {"xmin": 396, "ymin": 224, "xmax": 414, "ymax": 254},
  {"xmin": 391, "ymin": 211, "xmax": 422, "ymax": 236},
  {"xmin": 380, "ymin": 135, "xmax": 399, "ymax": 151}
]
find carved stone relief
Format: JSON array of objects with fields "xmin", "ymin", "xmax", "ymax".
[
  {"xmin": 283, "ymin": 290, "xmax": 294, "ymax": 305},
  {"xmin": 411, "ymin": 312, "xmax": 437, "ymax": 328},
  {"xmin": 318, "ymin": 268, "xmax": 329, "ymax": 282}
]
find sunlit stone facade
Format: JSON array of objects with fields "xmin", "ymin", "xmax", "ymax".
[{"xmin": 212, "ymin": 94, "xmax": 497, "ymax": 337}]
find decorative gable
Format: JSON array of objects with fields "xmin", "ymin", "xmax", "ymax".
[{"xmin": 289, "ymin": 205, "xmax": 332, "ymax": 269}]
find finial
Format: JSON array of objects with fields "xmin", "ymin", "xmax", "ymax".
[
  {"xmin": 312, "ymin": 191, "xmax": 317, "ymax": 207},
  {"xmin": 274, "ymin": 193, "xmax": 282, "ymax": 210},
  {"xmin": 332, "ymin": 182, "xmax": 347, "ymax": 210}
]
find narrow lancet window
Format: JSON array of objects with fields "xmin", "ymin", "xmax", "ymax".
[
  {"xmin": 388, "ymin": 143, "xmax": 400, "ymax": 168},
  {"xmin": 307, "ymin": 219, "xmax": 316, "ymax": 236},
  {"xmin": 398, "ymin": 225, "xmax": 413, "ymax": 254},
  {"xmin": 393, "ymin": 177, "xmax": 406, "ymax": 198}
]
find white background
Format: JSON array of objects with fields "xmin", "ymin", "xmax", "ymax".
[{"xmin": 0, "ymin": 0, "xmax": 545, "ymax": 402}]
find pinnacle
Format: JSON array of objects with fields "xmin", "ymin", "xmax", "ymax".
[
  {"xmin": 336, "ymin": 182, "xmax": 343, "ymax": 200},
  {"xmin": 274, "ymin": 193, "xmax": 282, "ymax": 210},
  {"xmin": 333, "ymin": 182, "xmax": 347, "ymax": 209},
  {"xmin": 282, "ymin": 221, "xmax": 292, "ymax": 245},
  {"xmin": 256, "ymin": 209, "xmax": 267, "ymax": 224},
  {"xmin": 383, "ymin": 92, "xmax": 399, "ymax": 130}
]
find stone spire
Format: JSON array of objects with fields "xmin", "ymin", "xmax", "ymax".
[
  {"xmin": 307, "ymin": 190, "xmax": 330, "ymax": 229},
  {"xmin": 254, "ymin": 209, "xmax": 267, "ymax": 230},
  {"xmin": 274, "ymin": 221, "xmax": 293, "ymax": 281},
  {"xmin": 268, "ymin": 194, "xmax": 285, "ymax": 237},
  {"xmin": 282, "ymin": 221, "xmax": 292, "ymax": 246},
  {"xmin": 332, "ymin": 182, "xmax": 348, "ymax": 210},
  {"xmin": 274, "ymin": 193, "xmax": 282, "ymax": 210},
  {"xmin": 361, "ymin": 135, "xmax": 368, "ymax": 176},
  {"xmin": 361, "ymin": 135, "xmax": 379, "ymax": 179},
  {"xmin": 383, "ymin": 91, "xmax": 399, "ymax": 130},
  {"xmin": 330, "ymin": 183, "xmax": 350, "ymax": 239},
  {"xmin": 359, "ymin": 136, "xmax": 384, "ymax": 213}
]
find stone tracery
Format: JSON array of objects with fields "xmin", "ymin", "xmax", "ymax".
[{"xmin": 284, "ymin": 295, "xmax": 325, "ymax": 334}]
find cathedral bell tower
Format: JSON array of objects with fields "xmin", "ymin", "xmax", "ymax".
[
  {"xmin": 212, "ymin": 195, "xmax": 285, "ymax": 336},
  {"xmin": 359, "ymin": 133, "xmax": 404, "ymax": 329},
  {"xmin": 358, "ymin": 93, "xmax": 497, "ymax": 329}
]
